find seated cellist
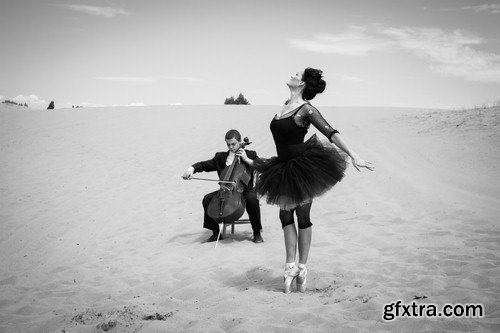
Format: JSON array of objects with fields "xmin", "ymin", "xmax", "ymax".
[{"xmin": 182, "ymin": 129, "xmax": 263, "ymax": 243}]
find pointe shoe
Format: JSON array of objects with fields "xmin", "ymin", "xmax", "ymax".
[
  {"xmin": 283, "ymin": 265, "xmax": 299, "ymax": 294},
  {"xmin": 296, "ymin": 266, "xmax": 307, "ymax": 293}
]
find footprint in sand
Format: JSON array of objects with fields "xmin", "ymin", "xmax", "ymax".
[
  {"xmin": 304, "ymin": 272, "xmax": 374, "ymax": 305},
  {"xmin": 0, "ymin": 276, "xmax": 17, "ymax": 285},
  {"xmin": 345, "ymin": 214, "xmax": 375, "ymax": 221}
]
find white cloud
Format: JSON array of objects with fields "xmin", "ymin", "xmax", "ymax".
[
  {"xmin": 81, "ymin": 102, "xmax": 105, "ymax": 107},
  {"xmin": 327, "ymin": 91, "xmax": 368, "ymax": 99},
  {"xmin": 250, "ymin": 89, "xmax": 270, "ymax": 95},
  {"xmin": 289, "ymin": 26, "xmax": 391, "ymax": 56},
  {"xmin": 290, "ymin": 25, "xmax": 500, "ymax": 83},
  {"xmin": 459, "ymin": 4, "xmax": 500, "ymax": 14},
  {"xmin": 178, "ymin": 77, "xmax": 204, "ymax": 82},
  {"xmin": 112, "ymin": 102, "xmax": 146, "ymax": 107},
  {"xmin": 59, "ymin": 4, "xmax": 130, "ymax": 18},
  {"xmin": 331, "ymin": 73, "xmax": 367, "ymax": 83},
  {"xmin": 0, "ymin": 95, "xmax": 4, "ymax": 100},
  {"xmin": 69, "ymin": 102, "xmax": 105, "ymax": 108},
  {"xmin": 380, "ymin": 27, "xmax": 500, "ymax": 82},
  {"xmin": 96, "ymin": 76, "xmax": 155, "ymax": 82},
  {"xmin": 162, "ymin": 76, "xmax": 205, "ymax": 83},
  {"xmin": 96, "ymin": 76, "xmax": 204, "ymax": 83},
  {"xmin": 12, "ymin": 94, "xmax": 47, "ymax": 109}
]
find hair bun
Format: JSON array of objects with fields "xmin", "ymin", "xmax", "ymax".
[
  {"xmin": 302, "ymin": 67, "xmax": 326, "ymax": 100},
  {"xmin": 315, "ymin": 79, "xmax": 326, "ymax": 94}
]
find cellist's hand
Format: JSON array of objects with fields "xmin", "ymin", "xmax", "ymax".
[
  {"xmin": 182, "ymin": 166, "xmax": 194, "ymax": 180},
  {"xmin": 236, "ymin": 148, "xmax": 252, "ymax": 164}
]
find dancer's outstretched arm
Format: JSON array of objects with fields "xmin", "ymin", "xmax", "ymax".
[{"xmin": 330, "ymin": 133, "xmax": 374, "ymax": 172}]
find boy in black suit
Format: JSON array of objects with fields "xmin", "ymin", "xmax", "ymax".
[{"xmin": 182, "ymin": 129, "xmax": 263, "ymax": 243}]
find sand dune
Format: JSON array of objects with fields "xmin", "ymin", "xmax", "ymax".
[{"xmin": 0, "ymin": 104, "xmax": 499, "ymax": 332}]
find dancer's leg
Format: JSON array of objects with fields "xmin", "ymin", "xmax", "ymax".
[
  {"xmin": 296, "ymin": 202, "xmax": 313, "ymax": 265},
  {"xmin": 280, "ymin": 209, "xmax": 297, "ymax": 263}
]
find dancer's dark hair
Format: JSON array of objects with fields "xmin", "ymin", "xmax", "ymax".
[{"xmin": 302, "ymin": 68, "xmax": 326, "ymax": 100}]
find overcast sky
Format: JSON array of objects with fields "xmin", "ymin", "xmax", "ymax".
[{"xmin": 1, "ymin": 0, "xmax": 499, "ymax": 109}]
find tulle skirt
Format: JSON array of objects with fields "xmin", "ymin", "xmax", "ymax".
[{"xmin": 253, "ymin": 134, "xmax": 347, "ymax": 210}]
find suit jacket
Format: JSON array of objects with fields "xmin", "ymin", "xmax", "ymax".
[{"xmin": 192, "ymin": 150, "xmax": 258, "ymax": 189}]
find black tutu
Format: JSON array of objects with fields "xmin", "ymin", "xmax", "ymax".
[{"xmin": 253, "ymin": 134, "xmax": 348, "ymax": 210}]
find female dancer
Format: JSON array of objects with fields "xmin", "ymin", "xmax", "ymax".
[{"xmin": 254, "ymin": 68, "xmax": 374, "ymax": 293}]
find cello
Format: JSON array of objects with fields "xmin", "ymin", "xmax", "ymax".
[{"xmin": 207, "ymin": 137, "xmax": 252, "ymax": 224}]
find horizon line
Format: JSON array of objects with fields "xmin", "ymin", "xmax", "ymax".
[{"xmin": 3, "ymin": 102, "xmax": 497, "ymax": 111}]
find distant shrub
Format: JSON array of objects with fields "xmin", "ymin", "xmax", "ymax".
[
  {"xmin": 224, "ymin": 96, "xmax": 235, "ymax": 104},
  {"xmin": 1, "ymin": 100, "xmax": 28, "ymax": 107},
  {"xmin": 235, "ymin": 93, "xmax": 250, "ymax": 105},
  {"xmin": 224, "ymin": 93, "xmax": 250, "ymax": 105},
  {"xmin": 47, "ymin": 101, "xmax": 55, "ymax": 110}
]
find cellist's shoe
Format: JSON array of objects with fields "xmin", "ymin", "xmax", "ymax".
[
  {"xmin": 296, "ymin": 266, "xmax": 307, "ymax": 293},
  {"xmin": 206, "ymin": 234, "xmax": 223, "ymax": 242},
  {"xmin": 283, "ymin": 264, "xmax": 299, "ymax": 294},
  {"xmin": 252, "ymin": 233, "xmax": 264, "ymax": 243}
]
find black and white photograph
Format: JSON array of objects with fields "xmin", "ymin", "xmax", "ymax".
[{"xmin": 0, "ymin": 0, "xmax": 499, "ymax": 332}]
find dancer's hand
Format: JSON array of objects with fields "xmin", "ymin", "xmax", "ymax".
[
  {"xmin": 182, "ymin": 166, "xmax": 194, "ymax": 179},
  {"xmin": 351, "ymin": 155, "xmax": 374, "ymax": 172}
]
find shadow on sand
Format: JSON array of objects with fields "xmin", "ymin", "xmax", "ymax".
[
  {"xmin": 166, "ymin": 230, "xmax": 256, "ymax": 245},
  {"xmin": 221, "ymin": 266, "xmax": 283, "ymax": 293}
]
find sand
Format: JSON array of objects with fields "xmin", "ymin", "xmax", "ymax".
[{"xmin": 0, "ymin": 104, "xmax": 499, "ymax": 332}]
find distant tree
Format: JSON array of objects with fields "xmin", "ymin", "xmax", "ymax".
[
  {"xmin": 224, "ymin": 96, "xmax": 235, "ymax": 104},
  {"xmin": 47, "ymin": 101, "xmax": 55, "ymax": 110},
  {"xmin": 2, "ymin": 99, "xmax": 26, "ymax": 107},
  {"xmin": 234, "ymin": 93, "xmax": 250, "ymax": 105},
  {"xmin": 224, "ymin": 93, "xmax": 250, "ymax": 105}
]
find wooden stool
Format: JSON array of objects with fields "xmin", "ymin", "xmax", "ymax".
[{"xmin": 222, "ymin": 218, "xmax": 250, "ymax": 236}]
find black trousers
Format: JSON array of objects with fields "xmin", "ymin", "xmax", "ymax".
[{"xmin": 202, "ymin": 188, "xmax": 262, "ymax": 234}]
